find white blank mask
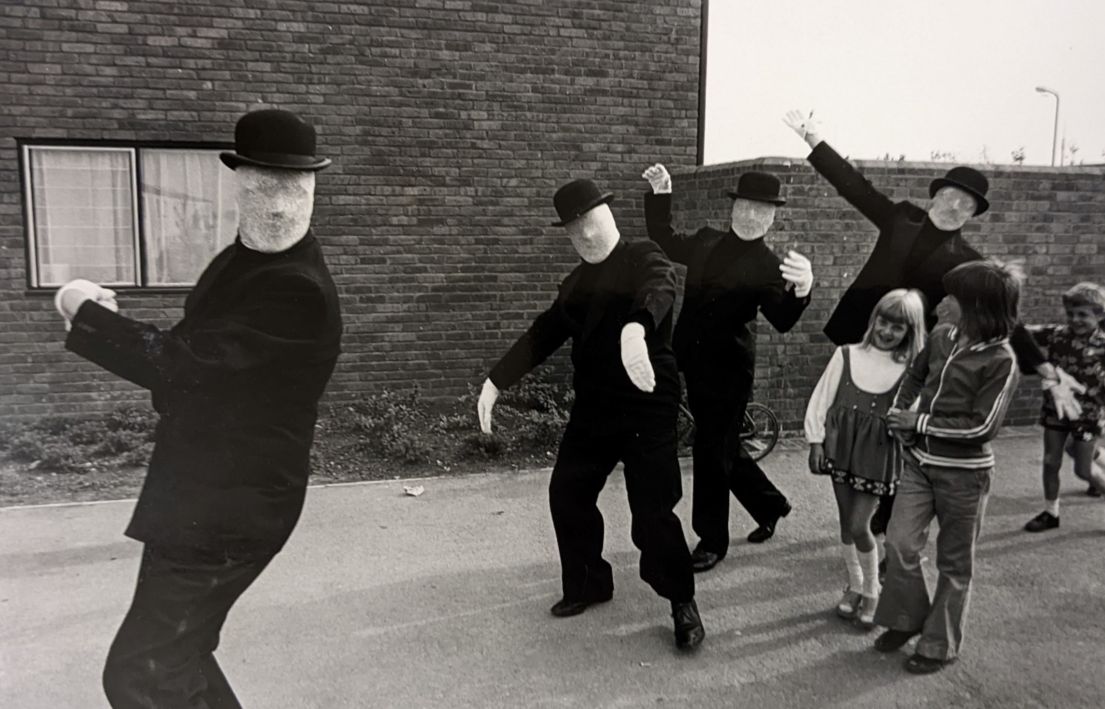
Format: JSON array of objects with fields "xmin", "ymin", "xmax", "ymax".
[
  {"xmin": 236, "ymin": 166, "xmax": 316, "ymax": 251},
  {"xmin": 565, "ymin": 204, "xmax": 620, "ymax": 263}
]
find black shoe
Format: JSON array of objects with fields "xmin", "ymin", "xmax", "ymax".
[
  {"xmin": 1087, "ymin": 485, "xmax": 1102, "ymax": 498},
  {"xmin": 550, "ymin": 590, "xmax": 613, "ymax": 618},
  {"xmin": 747, "ymin": 501, "xmax": 791, "ymax": 544},
  {"xmin": 874, "ymin": 628, "xmax": 920, "ymax": 653},
  {"xmin": 1024, "ymin": 511, "xmax": 1060, "ymax": 533},
  {"xmin": 903, "ymin": 653, "xmax": 957, "ymax": 674},
  {"xmin": 690, "ymin": 547, "xmax": 725, "ymax": 573},
  {"xmin": 672, "ymin": 600, "xmax": 705, "ymax": 650}
]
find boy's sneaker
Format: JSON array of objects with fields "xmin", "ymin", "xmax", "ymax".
[
  {"xmin": 1087, "ymin": 485, "xmax": 1101, "ymax": 498},
  {"xmin": 1024, "ymin": 511, "xmax": 1059, "ymax": 532},
  {"xmin": 836, "ymin": 588, "xmax": 862, "ymax": 619}
]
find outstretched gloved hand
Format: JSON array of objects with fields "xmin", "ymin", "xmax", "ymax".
[
  {"xmin": 620, "ymin": 322, "xmax": 655, "ymax": 393},
  {"xmin": 779, "ymin": 250, "xmax": 814, "ymax": 297},
  {"xmin": 54, "ymin": 279, "xmax": 118, "ymax": 331},
  {"xmin": 1046, "ymin": 367, "xmax": 1086, "ymax": 421},
  {"xmin": 641, "ymin": 163, "xmax": 672, "ymax": 194},
  {"xmin": 477, "ymin": 378, "xmax": 500, "ymax": 434}
]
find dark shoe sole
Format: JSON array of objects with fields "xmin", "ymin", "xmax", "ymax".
[
  {"xmin": 676, "ymin": 626, "xmax": 705, "ymax": 651},
  {"xmin": 1024, "ymin": 515, "xmax": 1059, "ymax": 533},
  {"xmin": 747, "ymin": 502, "xmax": 792, "ymax": 544},
  {"xmin": 746, "ymin": 528, "xmax": 775, "ymax": 544},
  {"xmin": 874, "ymin": 629, "xmax": 921, "ymax": 653},
  {"xmin": 904, "ymin": 654, "xmax": 957, "ymax": 674},
  {"xmin": 691, "ymin": 556, "xmax": 725, "ymax": 573},
  {"xmin": 550, "ymin": 593, "xmax": 613, "ymax": 618}
]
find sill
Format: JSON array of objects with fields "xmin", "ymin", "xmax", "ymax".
[{"xmin": 24, "ymin": 286, "xmax": 193, "ymax": 297}]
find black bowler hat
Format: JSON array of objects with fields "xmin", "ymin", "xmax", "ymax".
[
  {"xmin": 220, "ymin": 109, "xmax": 331, "ymax": 172},
  {"xmin": 929, "ymin": 166, "xmax": 989, "ymax": 215},
  {"xmin": 551, "ymin": 179, "xmax": 614, "ymax": 226},
  {"xmin": 727, "ymin": 171, "xmax": 785, "ymax": 205}
]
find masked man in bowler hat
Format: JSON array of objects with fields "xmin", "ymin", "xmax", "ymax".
[
  {"xmin": 477, "ymin": 178, "xmax": 705, "ymax": 650},
  {"xmin": 55, "ymin": 108, "xmax": 342, "ymax": 707},
  {"xmin": 783, "ymin": 110, "xmax": 1084, "ymax": 559},
  {"xmin": 641, "ymin": 164, "xmax": 815, "ymax": 571}
]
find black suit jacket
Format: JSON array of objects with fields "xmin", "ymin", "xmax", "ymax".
[
  {"xmin": 644, "ymin": 193, "xmax": 810, "ymax": 397},
  {"xmin": 66, "ymin": 232, "xmax": 342, "ymax": 556},
  {"xmin": 808, "ymin": 142, "xmax": 984, "ymax": 344},
  {"xmin": 489, "ymin": 240, "xmax": 680, "ymax": 421},
  {"xmin": 809, "ymin": 142, "xmax": 1045, "ymax": 371}
]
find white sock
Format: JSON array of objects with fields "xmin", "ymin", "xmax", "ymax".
[
  {"xmin": 1088, "ymin": 464, "xmax": 1105, "ymax": 495},
  {"xmin": 1046, "ymin": 498, "xmax": 1060, "ymax": 517},
  {"xmin": 875, "ymin": 533, "xmax": 886, "ymax": 562},
  {"xmin": 858, "ymin": 549, "xmax": 880, "ymax": 597},
  {"xmin": 841, "ymin": 543, "xmax": 862, "ymax": 590}
]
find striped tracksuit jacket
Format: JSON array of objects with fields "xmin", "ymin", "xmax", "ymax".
[{"xmin": 893, "ymin": 324, "xmax": 1020, "ymax": 469}]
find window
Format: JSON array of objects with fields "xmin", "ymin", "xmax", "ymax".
[{"xmin": 22, "ymin": 143, "xmax": 238, "ymax": 288}]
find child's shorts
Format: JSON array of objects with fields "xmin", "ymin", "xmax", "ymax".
[{"xmin": 1041, "ymin": 412, "xmax": 1102, "ymax": 441}]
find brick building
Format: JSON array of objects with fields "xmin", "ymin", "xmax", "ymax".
[
  {"xmin": 2, "ymin": 0, "xmax": 1103, "ymax": 431},
  {"xmin": 1, "ymin": 0, "xmax": 704, "ymax": 418}
]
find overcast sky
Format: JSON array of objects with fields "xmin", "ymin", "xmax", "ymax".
[{"xmin": 703, "ymin": 0, "xmax": 1105, "ymax": 166}]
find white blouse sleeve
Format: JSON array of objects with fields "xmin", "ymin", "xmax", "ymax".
[{"xmin": 804, "ymin": 346, "xmax": 845, "ymax": 444}]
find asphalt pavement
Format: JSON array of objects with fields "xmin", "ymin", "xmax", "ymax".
[{"xmin": 2, "ymin": 431, "xmax": 1104, "ymax": 708}]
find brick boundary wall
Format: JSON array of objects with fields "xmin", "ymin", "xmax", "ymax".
[
  {"xmin": 0, "ymin": 0, "xmax": 703, "ymax": 419},
  {"xmin": 669, "ymin": 157, "xmax": 1105, "ymax": 433}
]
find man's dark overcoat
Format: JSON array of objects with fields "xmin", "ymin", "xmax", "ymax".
[{"xmin": 66, "ymin": 232, "xmax": 342, "ymax": 557}]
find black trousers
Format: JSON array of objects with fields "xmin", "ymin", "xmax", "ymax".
[
  {"xmin": 103, "ymin": 544, "xmax": 275, "ymax": 709},
  {"xmin": 687, "ymin": 385, "xmax": 789, "ymax": 555},
  {"xmin": 549, "ymin": 413, "xmax": 695, "ymax": 604}
]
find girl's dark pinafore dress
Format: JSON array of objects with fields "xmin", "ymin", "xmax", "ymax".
[{"xmin": 821, "ymin": 347, "xmax": 903, "ymax": 496}]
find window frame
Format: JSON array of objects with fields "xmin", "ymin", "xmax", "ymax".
[{"xmin": 18, "ymin": 138, "xmax": 235, "ymax": 292}]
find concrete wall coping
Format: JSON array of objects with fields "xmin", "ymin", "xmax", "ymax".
[{"xmin": 679, "ymin": 156, "xmax": 1105, "ymax": 176}]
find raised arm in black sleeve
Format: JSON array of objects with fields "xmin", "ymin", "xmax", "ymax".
[
  {"xmin": 643, "ymin": 192, "xmax": 699, "ymax": 266},
  {"xmin": 807, "ymin": 141, "xmax": 896, "ymax": 229}
]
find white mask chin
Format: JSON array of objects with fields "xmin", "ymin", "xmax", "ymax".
[
  {"xmin": 730, "ymin": 199, "xmax": 776, "ymax": 241},
  {"xmin": 566, "ymin": 204, "xmax": 620, "ymax": 264},
  {"xmin": 236, "ymin": 166, "xmax": 316, "ymax": 252}
]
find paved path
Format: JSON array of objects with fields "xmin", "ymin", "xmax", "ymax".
[{"xmin": 2, "ymin": 433, "xmax": 1104, "ymax": 708}]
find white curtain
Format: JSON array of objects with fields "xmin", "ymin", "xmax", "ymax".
[
  {"xmin": 141, "ymin": 150, "xmax": 237, "ymax": 286},
  {"xmin": 30, "ymin": 147, "xmax": 136, "ymax": 286}
]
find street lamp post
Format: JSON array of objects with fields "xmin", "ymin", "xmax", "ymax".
[{"xmin": 1035, "ymin": 86, "xmax": 1060, "ymax": 167}]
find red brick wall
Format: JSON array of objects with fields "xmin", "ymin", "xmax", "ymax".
[
  {"xmin": 669, "ymin": 157, "xmax": 1105, "ymax": 432},
  {"xmin": 0, "ymin": 0, "xmax": 704, "ymax": 418}
]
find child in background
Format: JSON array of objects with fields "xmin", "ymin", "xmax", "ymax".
[
  {"xmin": 876, "ymin": 259, "xmax": 1023, "ymax": 675},
  {"xmin": 1074, "ymin": 304, "xmax": 1105, "ymax": 498},
  {"xmin": 805, "ymin": 289, "xmax": 927, "ymax": 628},
  {"xmin": 1023, "ymin": 282, "xmax": 1105, "ymax": 531}
]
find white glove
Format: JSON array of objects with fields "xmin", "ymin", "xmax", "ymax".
[
  {"xmin": 1046, "ymin": 367, "xmax": 1086, "ymax": 421},
  {"xmin": 477, "ymin": 378, "xmax": 500, "ymax": 434},
  {"xmin": 779, "ymin": 250, "xmax": 813, "ymax": 297},
  {"xmin": 620, "ymin": 322, "xmax": 655, "ymax": 393},
  {"xmin": 54, "ymin": 279, "xmax": 117, "ymax": 330},
  {"xmin": 641, "ymin": 163, "xmax": 672, "ymax": 194},
  {"xmin": 783, "ymin": 109, "xmax": 822, "ymax": 148}
]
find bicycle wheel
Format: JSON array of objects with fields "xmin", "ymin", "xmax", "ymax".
[{"xmin": 740, "ymin": 402, "xmax": 780, "ymax": 462}]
